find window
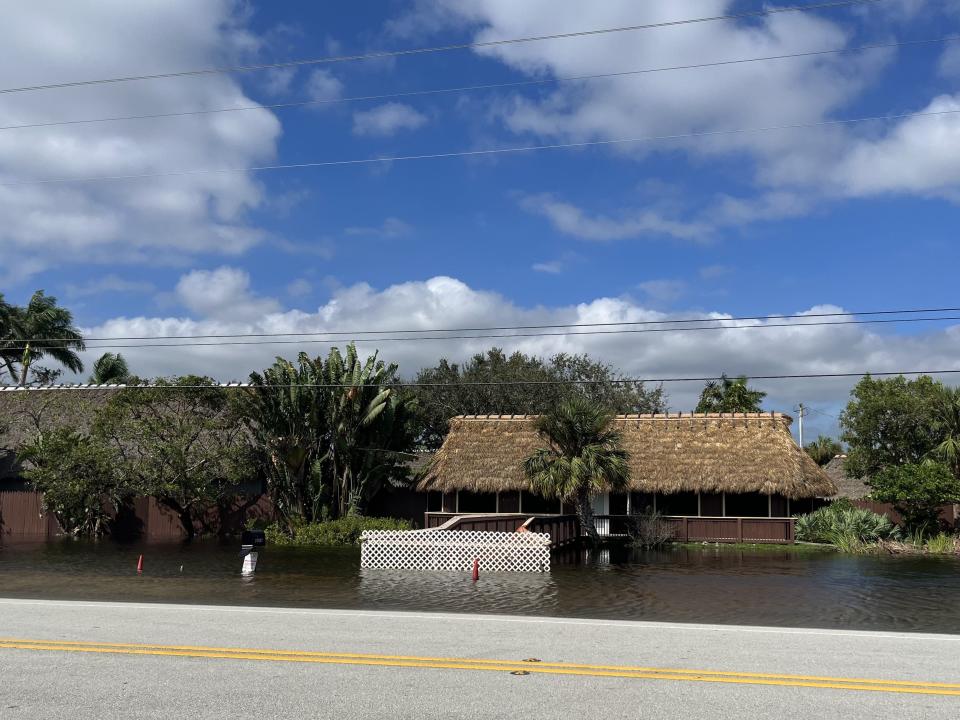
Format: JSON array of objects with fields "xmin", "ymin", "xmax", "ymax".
[
  {"xmin": 770, "ymin": 494, "xmax": 789, "ymax": 517},
  {"xmin": 630, "ymin": 491, "xmax": 655, "ymax": 514},
  {"xmin": 657, "ymin": 491, "xmax": 699, "ymax": 516},
  {"xmin": 609, "ymin": 492, "xmax": 628, "ymax": 515},
  {"xmin": 724, "ymin": 492, "xmax": 770, "ymax": 517},
  {"xmin": 521, "ymin": 492, "xmax": 562, "ymax": 514},
  {"xmin": 700, "ymin": 493, "xmax": 723, "ymax": 517},
  {"xmin": 498, "ymin": 491, "xmax": 520, "ymax": 513},
  {"xmin": 457, "ymin": 491, "xmax": 496, "ymax": 513}
]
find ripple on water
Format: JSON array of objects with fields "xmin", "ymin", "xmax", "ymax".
[{"xmin": 1, "ymin": 539, "xmax": 958, "ymax": 633}]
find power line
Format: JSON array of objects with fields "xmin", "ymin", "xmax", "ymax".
[
  {"xmin": 0, "ymin": 0, "xmax": 883, "ymax": 96},
  {"xmin": 2, "ymin": 367, "xmax": 959, "ymax": 391},
  {"xmin": 4, "ymin": 32, "xmax": 952, "ymax": 134},
  {"xmin": 4, "ymin": 314, "xmax": 960, "ymax": 352},
  {"xmin": 2, "ymin": 105, "xmax": 957, "ymax": 188},
  {"xmin": 12, "ymin": 305, "xmax": 960, "ymax": 343}
]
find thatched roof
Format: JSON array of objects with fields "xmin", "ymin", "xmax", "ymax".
[
  {"xmin": 418, "ymin": 412, "xmax": 836, "ymax": 499},
  {"xmin": 823, "ymin": 454, "xmax": 870, "ymax": 499}
]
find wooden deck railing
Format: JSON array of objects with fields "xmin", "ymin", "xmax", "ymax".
[
  {"xmin": 594, "ymin": 515, "xmax": 796, "ymax": 544},
  {"xmin": 423, "ymin": 512, "xmax": 580, "ymax": 547}
]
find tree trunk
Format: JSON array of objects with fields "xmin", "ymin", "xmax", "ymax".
[{"xmin": 575, "ymin": 485, "xmax": 599, "ymax": 544}]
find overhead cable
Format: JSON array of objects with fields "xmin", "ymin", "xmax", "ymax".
[
  {"xmin": 0, "ymin": 0, "xmax": 884, "ymax": 96},
  {"xmin": 2, "ymin": 105, "xmax": 958, "ymax": 187},
  {"xmin": 3, "ymin": 32, "xmax": 952, "ymax": 133}
]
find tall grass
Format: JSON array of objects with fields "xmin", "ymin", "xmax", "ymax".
[{"xmin": 795, "ymin": 503, "xmax": 900, "ymax": 545}]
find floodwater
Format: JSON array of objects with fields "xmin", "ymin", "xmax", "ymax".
[{"xmin": 2, "ymin": 539, "xmax": 959, "ymax": 633}]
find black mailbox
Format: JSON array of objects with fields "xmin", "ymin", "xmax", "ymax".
[{"xmin": 241, "ymin": 529, "xmax": 266, "ymax": 548}]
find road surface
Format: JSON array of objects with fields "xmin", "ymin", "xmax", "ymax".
[{"xmin": 0, "ymin": 598, "xmax": 958, "ymax": 718}]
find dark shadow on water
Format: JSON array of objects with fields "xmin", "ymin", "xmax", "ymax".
[{"xmin": 2, "ymin": 538, "xmax": 959, "ymax": 633}]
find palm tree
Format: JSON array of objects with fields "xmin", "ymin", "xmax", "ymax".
[
  {"xmin": 89, "ymin": 352, "xmax": 131, "ymax": 384},
  {"xmin": 0, "ymin": 291, "xmax": 85, "ymax": 385},
  {"xmin": 523, "ymin": 397, "xmax": 630, "ymax": 543},
  {"xmin": 695, "ymin": 373, "xmax": 766, "ymax": 413},
  {"xmin": 805, "ymin": 435, "xmax": 843, "ymax": 466},
  {"xmin": 929, "ymin": 384, "xmax": 960, "ymax": 479}
]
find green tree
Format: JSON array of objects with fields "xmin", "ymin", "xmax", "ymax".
[
  {"xmin": 929, "ymin": 384, "xmax": 960, "ymax": 480},
  {"xmin": 839, "ymin": 375, "xmax": 943, "ymax": 480},
  {"xmin": 90, "ymin": 352, "xmax": 131, "ymax": 384},
  {"xmin": 695, "ymin": 374, "xmax": 766, "ymax": 413},
  {"xmin": 20, "ymin": 429, "xmax": 129, "ymax": 537},
  {"xmin": 805, "ymin": 435, "xmax": 844, "ymax": 466},
  {"xmin": 95, "ymin": 377, "xmax": 253, "ymax": 538},
  {"xmin": 868, "ymin": 461, "xmax": 960, "ymax": 532},
  {"xmin": 323, "ymin": 344, "xmax": 415, "ymax": 516},
  {"xmin": 237, "ymin": 353, "xmax": 331, "ymax": 531},
  {"xmin": 523, "ymin": 397, "xmax": 630, "ymax": 543},
  {"xmin": 414, "ymin": 348, "xmax": 666, "ymax": 450},
  {"xmin": 0, "ymin": 291, "xmax": 85, "ymax": 386}
]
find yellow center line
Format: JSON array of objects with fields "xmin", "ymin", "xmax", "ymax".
[{"xmin": 1, "ymin": 638, "xmax": 958, "ymax": 697}]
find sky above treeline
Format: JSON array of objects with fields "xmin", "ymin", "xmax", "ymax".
[{"xmin": 2, "ymin": 0, "xmax": 960, "ymax": 439}]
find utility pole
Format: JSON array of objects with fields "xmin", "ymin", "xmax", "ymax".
[{"xmin": 797, "ymin": 403, "xmax": 806, "ymax": 447}]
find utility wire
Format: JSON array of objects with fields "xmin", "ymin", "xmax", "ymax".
[
  {"xmin": 4, "ymin": 315, "xmax": 960, "ymax": 352},
  {"xmin": 2, "ymin": 367, "xmax": 959, "ymax": 391},
  {"xmin": 3, "ymin": 32, "xmax": 952, "ymax": 134},
  {"xmin": 0, "ymin": 0, "xmax": 883, "ymax": 96},
  {"xmin": 2, "ymin": 105, "xmax": 957, "ymax": 188},
  {"xmin": 12, "ymin": 305, "xmax": 960, "ymax": 343}
]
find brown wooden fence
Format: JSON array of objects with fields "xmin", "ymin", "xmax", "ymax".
[
  {"xmin": 0, "ymin": 490, "xmax": 274, "ymax": 541},
  {"xmin": 0, "ymin": 491, "xmax": 62, "ymax": 538},
  {"xmin": 596, "ymin": 515, "xmax": 795, "ymax": 544}
]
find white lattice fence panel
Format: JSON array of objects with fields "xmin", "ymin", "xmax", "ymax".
[{"xmin": 360, "ymin": 530, "xmax": 551, "ymax": 573}]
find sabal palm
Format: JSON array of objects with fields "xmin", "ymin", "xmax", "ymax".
[
  {"xmin": 695, "ymin": 374, "xmax": 765, "ymax": 413},
  {"xmin": 90, "ymin": 352, "xmax": 130, "ymax": 384},
  {"xmin": 0, "ymin": 291, "xmax": 84, "ymax": 385},
  {"xmin": 524, "ymin": 397, "xmax": 630, "ymax": 542}
]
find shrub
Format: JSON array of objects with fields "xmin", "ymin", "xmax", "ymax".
[
  {"xmin": 923, "ymin": 533, "xmax": 959, "ymax": 555},
  {"xmin": 868, "ymin": 461, "xmax": 960, "ymax": 532},
  {"xmin": 626, "ymin": 507, "xmax": 675, "ymax": 548},
  {"xmin": 795, "ymin": 503, "xmax": 899, "ymax": 545},
  {"xmin": 264, "ymin": 516, "xmax": 412, "ymax": 546}
]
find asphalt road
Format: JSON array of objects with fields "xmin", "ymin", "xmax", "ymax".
[{"xmin": 0, "ymin": 598, "xmax": 958, "ymax": 719}]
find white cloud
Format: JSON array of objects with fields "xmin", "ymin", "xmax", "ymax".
[
  {"xmin": 520, "ymin": 193, "xmax": 709, "ymax": 241},
  {"xmin": 66, "ymin": 274, "xmax": 155, "ymax": 298},
  {"xmin": 175, "ymin": 266, "xmax": 280, "ymax": 321},
  {"xmin": 830, "ymin": 94, "xmax": 960, "ymax": 198},
  {"xmin": 698, "ymin": 265, "xmax": 732, "ymax": 280},
  {"xmin": 938, "ymin": 44, "xmax": 960, "ymax": 78},
  {"xmin": 305, "ymin": 68, "xmax": 343, "ymax": 102},
  {"xmin": 0, "ymin": 0, "xmax": 282, "ymax": 282},
  {"xmin": 74, "ymin": 274, "xmax": 960, "ymax": 440},
  {"xmin": 638, "ymin": 279, "xmax": 686, "ymax": 304},
  {"xmin": 532, "ymin": 260, "xmax": 563, "ymax": 274},
  {"xmin": 344, "ymin": 217, "xmax": 413, "ymax": 238},
  {"xmin": 286, "ymin": 278, "xmax": 313, "ymax": 297},
  {"xmin": 352, "ymin": 103, "xmax": 429, "ymax": 136}
]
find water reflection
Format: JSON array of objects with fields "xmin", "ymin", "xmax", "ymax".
[{"xmin": 1, "ymin": 539, "xmax": 959, "ymax": 633}]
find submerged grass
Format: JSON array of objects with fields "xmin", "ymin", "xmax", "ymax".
[{"xmin": 263, "ymin": 516, "xmax": 412, "ymax": 547}]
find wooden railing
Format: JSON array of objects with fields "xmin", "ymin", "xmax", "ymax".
[
  {"xmin": 423, "ymin": 513, "xmax": 580, "ymax": 547},
  {"xmin": 594, "ymin": 515, "xmax": 796, "ymax": 544}
]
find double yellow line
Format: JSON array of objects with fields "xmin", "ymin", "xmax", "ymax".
[{"xmin": 1, "ymin": 637, "xmax": 959, "ymax": 696}]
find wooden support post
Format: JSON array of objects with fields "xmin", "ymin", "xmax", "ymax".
[{"xmin": 737, "ymin": 517, "xmax": 743, "ymax": 543}]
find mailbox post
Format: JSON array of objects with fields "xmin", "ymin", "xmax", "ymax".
[{"xmin": 240, "ymin": 529, "xmax": 266, "ymax": 576}]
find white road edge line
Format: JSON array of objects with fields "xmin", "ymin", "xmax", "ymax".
[{"xmin": 1, "ymin": 598, "xmax": 958, "ymax": 642}]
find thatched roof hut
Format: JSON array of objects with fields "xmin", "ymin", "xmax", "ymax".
[
  {"xmin": 418, "ymin": 412, "xmax": 836, "ymax": 499},
  {"xmin": 823, "ymin": 454, "xmax": 870, "ymax": 499}
]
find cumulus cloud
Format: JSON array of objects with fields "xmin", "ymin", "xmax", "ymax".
[
  {"xmin": 286, "ymin": 278, "xmax": 313, "ymax": 297},
  {"xmin": 66, "ymin": 274, "xmax": 155, "ymax": 298},
  {"xmin": 305, "ymin": 68, "xmax": 344, "ymax": 102},
  {"xmin": 175, "ymin": 266, "xmax": 280, "ymax": 321},
  {"xmin": 352, "ymin": 103, "xmax": 429, "ymax": 136},
  {"xmin": 0, "ymin": 0, "xmax": 281, "ymax": 282},
  {"xmin": 74, "ymin": 274, "xmax": 960, "ymax": 439}
]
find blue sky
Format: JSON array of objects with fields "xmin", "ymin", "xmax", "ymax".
[{"xmin": 2, "ymin": 0, "xmax": 960, "ymax": 438}]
